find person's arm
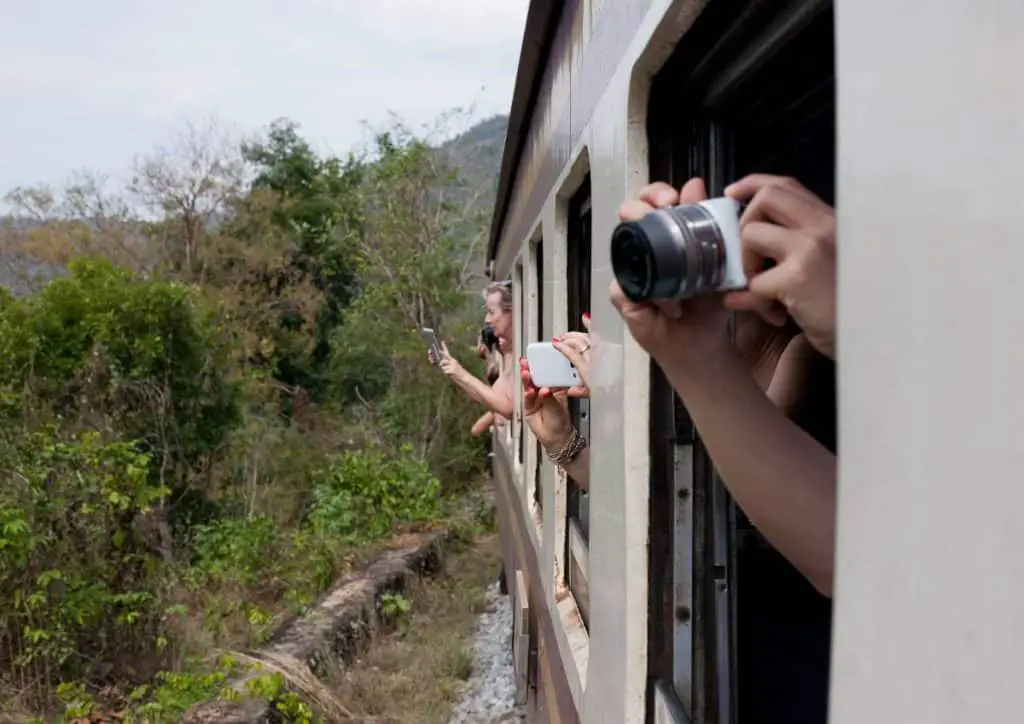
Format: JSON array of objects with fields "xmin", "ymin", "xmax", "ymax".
[
  {"xmin": 563, "ymin": 448, "xmax": 589, "ymax": 491},
  {"xmin": 452, "ymin": 368, "xmax": 514, "ymax": 418},
  {"xmin": 534, "ymin": 432, "xmax": 589, "ymax": 491},
  {"xmin": 471, "ymin": 411, "xmax": 495, "ymax": 436},
  {"xmin": 664, "ymin": 343, "xmax": 837, "ymax": 596}
]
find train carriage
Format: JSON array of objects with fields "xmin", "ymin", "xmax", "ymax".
[{"xmin": 487, "ymin": 0, "xmax": 1024, "ymax": 722}]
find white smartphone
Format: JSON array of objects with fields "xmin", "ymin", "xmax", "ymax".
[
  {"xmin": 526, "ymin": 342, "xmax": 581, "ymax": 388},
  {"xmin": 421, "ymin": 327, "xmax": 443, "ymax": 361}
]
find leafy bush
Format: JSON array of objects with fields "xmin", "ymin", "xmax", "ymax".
[
  {"xmin": 189, "ymin": 516, "xmax": 282, "ymax": 587},
  {"xmin": 307, "ymin": 445, "xmax": 442, "ymax": 541},
  {"xmin": 0, "ymin": 257, "xmax": 239, "ymax": 494},
  {"xmin": 0, "ymin": 431, "xmax": 165, "ymax": 708}
]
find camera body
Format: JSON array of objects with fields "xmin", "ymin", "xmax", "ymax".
[
  {"xmin": 481, "ymin": 323, "xmax": 500, "ymax": 351},
  {"xmin": 610, "ymin": 197, "xmax": 748, "ymax": 302}
]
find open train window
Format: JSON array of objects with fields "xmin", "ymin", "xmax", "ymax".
[
  {"xmin": 645, "ymin": 2, "xmax": 836, "ymax": 723},
  {"xmin": 533, "ymin": 237, "xmax": 545, "ymax": 508},
  {"xmin": 565, "ymin": 177, "xmax": 592, "ymax": 627},
  {"xmin": 515, "ymin": 261, "xmax": 525, "ymax": 469}
]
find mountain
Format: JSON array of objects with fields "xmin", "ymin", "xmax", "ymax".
[{"xmin": 440, "ymin": 114, "xmax": 508, "ymax": 209}]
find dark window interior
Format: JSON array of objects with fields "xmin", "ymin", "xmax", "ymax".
[
  {"xmin": 535, "ymin": 239, "xmax": 545, "ymax": 507},
  {"xmin": 566, "ymin": 178, "xmax": 592, "ymax": 628},
  {"xmin": 566, "ymin": 179, "xmax": 592, "ymax": 538},
  {"xmin": 516, "ymin": 264, "xmax": 525, "ymax": 468},
  {"xmin": 647, "ymin": 2, "xmax": 835, "ymax": 723}
]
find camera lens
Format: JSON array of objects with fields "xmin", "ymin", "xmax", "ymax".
[
  {"xmin": 610, "ymin": 203, "xmax": 727, "ymax": 302},
  {"xmin": 610, "ymin": 225, "xmax": 657, "ymax": 301}
]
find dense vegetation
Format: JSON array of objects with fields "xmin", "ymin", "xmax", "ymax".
[{"xmin": 0, "ymin": 112, "xmax": 508, "ymax": 722}]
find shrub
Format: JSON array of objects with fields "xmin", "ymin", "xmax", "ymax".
[
  {"xmin": 307, "ymin": 444, "xmax": 442, "ymax": 542},
  {"xmin": 0, "ymin": 431, "xmax": 165, "ymax": 708},
  {"xmin": 0, "ymin": 257, "xmax": 239, "ymax": 497}
]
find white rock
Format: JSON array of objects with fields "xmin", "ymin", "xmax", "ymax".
[{"xmin": 448, "ymin": 583, "xmax": 527, "ymax": 723}]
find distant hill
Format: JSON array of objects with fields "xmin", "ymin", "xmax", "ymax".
[
  {"xmin": 436, "ymin": 114, "xmax": 507, "ymax": 220},
  {"xmin": 436, "ymin": 114, "xmax": 508, "ymax": 283},
  {"xmin": 441, "ymin": 114, "xmax": 507, "ymax": 201}
]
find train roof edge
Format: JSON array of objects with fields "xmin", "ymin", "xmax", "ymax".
[{"xmin": 488, "ymin": 0, "xmax": 563, "ymax": 268}]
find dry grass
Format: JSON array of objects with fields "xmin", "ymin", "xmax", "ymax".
[{"xmin": 327, "ymin": 532, "xmax": 503, "ymax": 724}]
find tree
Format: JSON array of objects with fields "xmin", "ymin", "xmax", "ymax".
[
  {"xmin": 241, "ymin": 120, "xmax": 363, "ymax": 393},
  {"xmin": 329, "ymin": 122, "xmax": 490, "ymax": 477},
  {"xmin": 130, "ymin": 119, "xmax": 245, "ymax": 281},
  {"xmin": 2, "ymin": 171, "xmax": 153, "ymax": 292}
]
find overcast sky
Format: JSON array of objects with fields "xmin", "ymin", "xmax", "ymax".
[{"xmin": 0, "ymin": 0, "xmax": 529, "ymax": 194}]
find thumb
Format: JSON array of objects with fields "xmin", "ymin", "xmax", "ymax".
[{"xmin": 441, "ymin": 342, "xmax": 450, "ymax": 355}]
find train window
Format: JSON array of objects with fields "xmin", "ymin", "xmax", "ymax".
[
  {"xmin": 646, "ymin": 2, "xmax": 836, "ymax": 723},
  {"xmin": 565, "ymin": 177, "xmax": 591, "ymax": 627},
  {"xmin": 514, "ymin": 261, "xmax": 525, "ymax": 469},
  {"xmin": 533, "ymin": 238, "xmax": 544, "ymax": 508}
]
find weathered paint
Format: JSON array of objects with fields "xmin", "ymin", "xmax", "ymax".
[{"xmin": 494, "ymin": 440, "xmax": 582, "ymax": 722}]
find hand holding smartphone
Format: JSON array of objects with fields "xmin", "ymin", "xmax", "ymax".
[
  {"xmin": 526, "ymin": 342, "xmax": 581, "ymax": 388},
  {"xmin": 421, "ymin": 327, "xmax": 443, "ymax": 364}
]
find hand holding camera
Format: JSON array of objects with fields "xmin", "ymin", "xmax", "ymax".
[
  {"xmin": 722, "ymin": 174, "xmax": 837, "ymax": 360},
  {"xmin": 610, "ymin": 173, "xmax": 837, "ymax": 370},
  {"xmin": 609, "ymin": 178, "xmax": 733, "ymax": 368}
]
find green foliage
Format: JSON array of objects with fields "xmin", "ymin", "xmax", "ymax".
[
  {"xmin": 307, "ymin": 445, "xmax": 442, "ymax": 541},
  {"xmin": 0, "ymin": 257, "xmax": 239, "ymax": 492},
  {"xmin": 0, "ymin": 112, "xmax": 507, "ymax": 720},
  {"xmin": 0, "ymin": 432, "xmax": 164, "ymax": 702},
  {"xmin": 328, "ymin": 126, "xmax": 493, "ymax": 481},
  {"xmin": 379, "ymin": 591, "xmax": 414, "ymax": 622},
  {"xmin": 119, "ymin": 654, "xmax": 320, "ymax": 724},
  {"xmin": 125, "ymin": 654, "xmax": 244, "ymax": 723},
  {"xmin": 189, "ymin": 515, "xmax": 281, "ymax": 586},
  {"xmin": 241, "ymin": 119, "xmax": 364, "ymax": 396}
]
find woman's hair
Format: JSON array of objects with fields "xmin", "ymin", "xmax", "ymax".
[{"xmin": 482, "ymin": 281, "xmax": 513, "ymax": 312}]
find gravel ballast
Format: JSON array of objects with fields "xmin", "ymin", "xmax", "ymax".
[{"xmin": 448, "ymin": 582, "xmax": 527, "ymax": 723}]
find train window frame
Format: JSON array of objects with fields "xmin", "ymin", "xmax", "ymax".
[
  {"xmin": 528, "ymin": 235, "xmax": 544, "ymax": 510},
  {"xmin": 514, "ymin": 260, "xmax": 526, "ymax": 472},
  {"xmin": 536, "ymin": 233, "xmax": 544, "ymax": 509},
  {"xmin": 564, "ymin": 176, "xmax": 592, "ymax": 628},
  {"xmin": 644, "ymin": 1, "xmax": 836, "ymax": 722}
]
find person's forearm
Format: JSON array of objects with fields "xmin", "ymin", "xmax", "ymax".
[
  {"xmin": 529, "ymin": 421, "xmax": 591, "ymax": 491},
  {"xmin": 563, "ymin": 447, "xmax": 589, "ymax": 492},
  {"xmin": 453, "ymin": 370, "xmax": 514, "ymax": 418},
  {"xmin": 663, "ymin": 346, "xmax": 837, "ymax": 596},
  {"xmin": 471, "ymin": 411, "xmax": 495, "ymax": 436}
]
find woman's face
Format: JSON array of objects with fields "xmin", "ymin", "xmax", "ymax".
[{"xmin": 484, "ymin": 292, "xmax": 513, "ymax": 343}]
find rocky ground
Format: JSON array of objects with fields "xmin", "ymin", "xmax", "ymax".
[{"xmin": 448, "ymin": 582, "xmax": 526, "ymax": 723}]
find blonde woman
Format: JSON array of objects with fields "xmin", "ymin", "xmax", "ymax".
[{"xmin": 431, "ymin": 281, "xmax": 516, "ymax": 422}]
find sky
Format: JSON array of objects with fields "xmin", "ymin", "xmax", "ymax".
[{"xmin": 0, "ymin": 0, "xmax": 529, "ymax": 194}]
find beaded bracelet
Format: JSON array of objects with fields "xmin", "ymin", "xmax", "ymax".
[{"xmin": 548, "ymin": 428, "xmax": 586, "ymax": 468}]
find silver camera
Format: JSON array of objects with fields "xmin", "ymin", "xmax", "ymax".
[{"xmin": 610, "ymin": 197, "xmax": 748, "ymax": 302}]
